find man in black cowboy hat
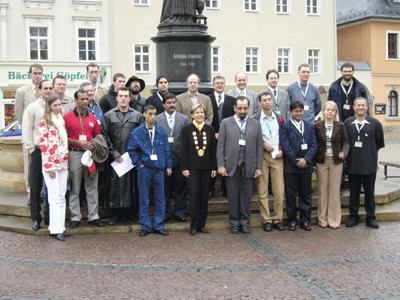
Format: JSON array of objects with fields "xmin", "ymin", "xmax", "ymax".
[
  {"xmin": 126, "ymin": 76, "xmax": 146, "ymax": 114},
  {"xmin": 146, "ymin": 75, "xmax": 169, "ymax": 115}
]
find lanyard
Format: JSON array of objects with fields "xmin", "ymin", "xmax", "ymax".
[
  {"xmin": 355, "ymin": 122, "xmax": 365, "ymax": 141},
  {"xmin": 148, "ymin": 127, "xmax": 155, "ymax": 154},
  {"xmin": 263, "ymin": 115, "xmax": 279, "ymax": 141},
  {"xmin": 291, "ymin": 119, "xmax": 305, "ymax": 144},
  {"xmin": 77, "ymin": 111, "xmax": 85, "ymax": 135},
  {"xmin": 340, "ymin": 81, "xmax": 353, "ymax": 104},
  {"xmin": 157, "ymin": 92, "xmax": 163, "ymax": 101},
  {"xmin": 93, "ymin": 81, "xmax": 99, "ymax": 100},
  {"xmin": 297, "ymin": 81, "xmax": 309, "ymax": 99}
]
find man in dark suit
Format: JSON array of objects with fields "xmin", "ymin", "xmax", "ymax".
[
  {"xmin": 146, "ymin": 75, "xmax": 169, "ymax": 115},
  {"xmin": 155, "ymin": 92, "xmax": 190, "ymax": 222},
  {"xmin": 217, "ymin": 96, "xmax": 263, "ymax": 234},
  {"xmin": 280, "ymin": 101, "xmax": 317, "ymax": 231},
  {"xmin": 208, "ymin": 75, "xmax": 235, "ymax": 198}
]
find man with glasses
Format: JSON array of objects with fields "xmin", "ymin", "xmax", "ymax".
[{"xmin": 86, "ymin": 63, "xmax": 108, "ymax": 102}]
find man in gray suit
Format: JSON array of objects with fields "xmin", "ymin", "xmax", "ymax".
[
  {"xmin": 176, "ymin": 73, "xmax": 213, "ymax": 125},
  {"xmin": 156, "ymin": 93, "xmax": 190, "ymax": 222},
  {"xmin": 261, "ymin": 69, "xmax": 291, "ymax": 122},
  {"xmin": 226, "ymin": 72, "xmax": 259, "ymax": 117},
  {"xmin": 15, "ymin": 64, "xmax": 43, "ymax": 201},
  {"xmin": 217, "ymin": 96, "xmax": 263, "ymax": 234}
]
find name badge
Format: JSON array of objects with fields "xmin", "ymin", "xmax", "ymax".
[
  {"xmin": 89, "ymin": 122, "xmax": 94, "ymax": 127},
  {"xmin": 276, "ymin": 111, "xmax": 281, "ymax": 115},
  {"xmin": 301, "ymin": 144, "xmax": 308, "ymax": 150},
  {"xmin": 270, "ymin": 140, "xmax": 277, "ymax": 146},
  {"xmin": 58, "ymin": 146, "xmax": 65, "ymax": 153},
  {"xmin": 304, "ymin": 105, "xmax": 309, "ymax": 111},
  {"xmin": 168, "ymin": 137, "xmax": 174, "ymax": 143},
  {"xmin": 150, "ymin": 154, "xmax": 158, "ymax": 161},
  {"xmin": 343, "ymin": 104, "xmax": 350, "ymax": 110},
  {"xmin": 79, "ymin": 135, "xmax": 87, "ymax": 141},
  {"xmin": 239, "ymin": 139, "xmax": 246, "ymax": 146},
  {"xmin": 355, "ymin": 141, "xmax": 362, "ymax": 148},
  {"xmin": 97, "ymin": 120, "xmax": 101, "ymax": 124}
]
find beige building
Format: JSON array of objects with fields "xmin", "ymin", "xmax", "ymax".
[
  {"xmin": 0, "ymin": 0, "xmax": 112, "ymax": 128},
  {"xmin": 111, "ymin": 0, "xmax": 337, "ymax": 97}
]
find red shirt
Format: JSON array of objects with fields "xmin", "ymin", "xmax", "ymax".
[{"xmin": 63, "ymin": 109, "xmax": 101, "ymax": 149}]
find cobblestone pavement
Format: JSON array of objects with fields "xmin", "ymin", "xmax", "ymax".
[{"xmin": 1, "ymin": 222, "xmax": 400, "ymax": 300}]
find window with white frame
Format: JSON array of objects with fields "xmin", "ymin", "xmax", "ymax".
[
  {"xmin": 277, "ymin": 48, "xmax": 290, "ymax": 74},
  {"xmin": 133, "ymin": 0, "xmax": 148, "ymax": 5},
  {"xmin": 308, "ymin": 49, "xmax": 320, "ymax": 74},
  {"xmin": 388, "ymin": 32, "xmax": 399, "ymax": 59},
  {"xmin": 134, "ymin": 44, "xmax": 150, "ymax": 72},
  {"xmin": 388, "ymin": 90, "xmax": 398, "ymax": 117},
  {"xmin": 245, "ymin": 0, "xmax": 257, "ymax": 12},
  {"xmin": 306, "ymin": 0, "xmax": 318, "ymax": 15},
  {"xmin": 245, "ymin": 47, "xmax": 259, "ymax": 73},
  {"xmin": 211, "ymin": 46, "xmax": 221, "ymax": 73},
  {"xmin": 30, "ymin": 27, "xmax": 50, "ymax": 61},
  {"xmin": 205, "ymin": 0, "xmax": 219, "ymax": 9},
  {"xmin": 276, "ymin": 0, "xmax": 288, "ymax": 14},
  {"xmin": 78, "ymin": 28, "xmax": 96, "ymax": 61}
]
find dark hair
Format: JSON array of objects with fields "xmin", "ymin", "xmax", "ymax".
[
  {"xmin": 52, "ymin": 74, "xmax": 66, "ymax": 86},
  {"xmin": 163, "ymin": 92, "xmax": 176, "ymax": 104},
  {"xmin": 113, "ymin": 73, "xmax": 125, "ymax": 82},
  {"xmin": 212, "ymin": 75, "xmax": 225, "ymax": 83},
  {"xmin": 290, "ymin": 100, "xmax": 304, "ymax": 111},
  {"xmin": 29, "ymin": 64, "xmax": 43, "ymax": 73},
  {"xmin": 86, "ymin": 63, "xmax": 99, "ymax": 72},
  {"xmin": 234, "ymin": 96, "xmax": 250, "ymax": 107},
  {"xmin": 117, "ymin": 87, "xmax": 130, "ymax": 95},
  {"xmin": 43, "ymin": 94, "xmax": 60, "ymax": 127},
  {"xmin": 79, "ymin": 82, "xmax": 92, "ymax": 90},
  {"xmin": 258, "ymin": 91, "xmax": 273, "ymax": 102},
  {"xmin": 143, "ymin": 105, "xmax": 157, "ymax": 113},
  {"xmin": 266, "ymin": 69, "xmax": 279, "ymax": 80},
  {"xmin": 38, "ymin": 79, "xmax": 51, "ymax": 89},
  {"xmin": 341, "ymin": 62, "xmax": 355, "ymax": 71},
  {"xmin": 74, "ymin": 89, "xmax": 88, "ymax": 100}
]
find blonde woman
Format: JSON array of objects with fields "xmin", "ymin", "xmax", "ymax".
[
  {"xmin": 39, "ymin": 94, "xmax": 70, "ymax": 241},
  {"xmin": 314, "ymin": 101, "xmax": 349, "ymax": 228}
]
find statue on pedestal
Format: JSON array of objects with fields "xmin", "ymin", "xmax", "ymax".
[{"xmin": 161, "ymin": 0, "xmax": 204, "ymax": 24}]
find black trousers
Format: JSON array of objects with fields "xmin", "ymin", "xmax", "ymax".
[
  {"xmin": 187, "ymin": 169, "xmax": 211, "ymax": 231},
  {"xmin": 30, "ymin": 148, "xmax": 43, "ymax": 222},
  {"xmin": 348, "ymin": 173, "xmax": 376, "ymax": 221},
  {"xmin": 164, "ymin": 166, "xmax": 188, "ymax": 218},
  {"xmin": 284, "ymin": 172, "xmax": 312, "ymax": 224}
]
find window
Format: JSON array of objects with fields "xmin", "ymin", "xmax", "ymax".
[
  {"xmin": 388, "ymin": 32, "xmax": 398, "ymax": 59},
  {"xmin": 276, "ymin": 0, "xmax": 288, "ymax": 14},
  {"xmin": 245, "ymin": 0, "xmax": 257, "ymax": 12},
  {"xmin": 306, "ymin": 0, "xmax": 318, "ymax": 15},
  {"xmin": 205, "ymin": 0, "xmax": 219, "ymax": 9},
  {"xmin": 134, "ymin": 44, "xmax": 150, "ymax": 72},
  {"xmin": 133, "ymin": 0, "xmax": 148, "ymax": 5},
  {"xmin": 277, "ymin": 48, "xmax": 290, "ymax": 74},
  {"xmin": 211, "ymin": 46, "xmax": 221, "ymax": 73},
  {"xmin": 388, "ymin": 90, "xmax": 398, "ymax": 117},
  {"xmin": 78, "ymin": 29, "xmax": 96, "ymax": 61},
  {"xmin": 29, "ymin": 27, "xmax": 48, "ymax": 60},
  {"xmin": 245, "ymin": 47, "xmax": 259, "ymax": 73},
  {"xmin": 308, "ymin": 49, "xmax": 320, "ymax": 74}
]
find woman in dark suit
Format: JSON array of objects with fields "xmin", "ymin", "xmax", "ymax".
[
  {"xmin": 181, "ymin": 104, "xmax": 217, "ymax": 236},
  {"xmin": 314, "ymin": 101, "xmax": 349, "ymax": 229}
]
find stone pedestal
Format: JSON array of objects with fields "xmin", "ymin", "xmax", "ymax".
[{"xmin": 0, "ymin": 136, "xmax": 25, "ymax": 191}]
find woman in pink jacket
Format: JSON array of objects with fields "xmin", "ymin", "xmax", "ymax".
[{"xmin": 39, "ymin": 95, "xmax": 70, "ymax": 241}]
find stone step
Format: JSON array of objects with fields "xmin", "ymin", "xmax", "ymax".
[{"xmin": 1, "ymin": 199, "xmax": 400, "ymax": 236}]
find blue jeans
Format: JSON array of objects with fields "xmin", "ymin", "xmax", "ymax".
[{"xmin": 137, "ymin": 166, "xmax": 165, "ymax": 232}]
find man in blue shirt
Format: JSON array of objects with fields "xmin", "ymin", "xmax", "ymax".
[{"xmin": 127, "ymin": 105, "xmax": 172, "ymax": 237}]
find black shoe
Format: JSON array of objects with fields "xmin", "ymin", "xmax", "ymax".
[
  {"xmin": 154, "ymin": 229, "xmax": 169, "ymax": 236},
  {"xmin": 366, "ymin": 219, "xmax": 379, "ymax": 229},
  {"xmin": 108, "ymin": 215, "xmax": 120, "ymax": 226},
  {"xmin": 199, "ymin": 228, "xmax": 209, "ymax": 234},
  {"xmin": 63, "ymin": 232, "xmax": 72, "ymax": 237},
  {"xmin": 274, "ymin": 222, "xmax": 285, "ymax": 231},
  {"xmin": 173, "ymin": 215, "xmax": 186, "ymax": 222},
  {"xmin": 288, "ymin": 222, "xmax": 297, "ymax": 231},
  {"xmin": 164, "ymin": 215, "xmax": 172, "ymax": 222},
  {"xmin": 300, "ymin": 222, "xmax": 312, "ymax": 231},
  {"xmin": 32, "ymin": 221, "xmax": 41, "ymax": 231},
  {"xmin": 70, "ymin": 221, "xmax": 80, "ymax": 229},
  {"xmin": 139, "ymin": 230, "xmax": 149, "ymax": 237},
  {"xmin": 189, "ymin": 229, "xmax": 198, "ymax": 236},
  {"xmin": 263, "ymin": 223, "xmax": 273, "ymax": 232},
  {"xmin": 346, "ymin": 218, "xmax": 359, "ymax": 227},
  {"xmin": 230, "ymin": 226, "xmax": 239, "ymax": 234},
  {"xmin": 54, "ymin": 234, "xmax": 65, "ymax": 241},
  {"xmin": 241, "ymin": 226, "xmax": 251, "ymax": 234},
  {"xmin": 88, "ymin": 219, "xmax": 105, "ymax": 227}
]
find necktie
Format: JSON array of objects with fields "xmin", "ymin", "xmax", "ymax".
[
  {"xmin": 218, "ymin": 95, "xmax": 223, "ymax": 122},
  {"xmin": 273, "ymin": 90, "xmax": 277, "ymax": 97},
  {"xmin": 239, "ymin": 119, "xmax": 246, "ymax": 134},
  {"xmin": 168, "ymin": 115, "xmax": 173, "ymax": 129},
  {"xmin": 240, "ymin": 90, "xmax": 245, "ymax": 96}
]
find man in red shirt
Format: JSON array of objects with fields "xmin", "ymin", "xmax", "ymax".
[{"xmin": 64, "ymin": 89, "xmax": 105, "ymax": 228}]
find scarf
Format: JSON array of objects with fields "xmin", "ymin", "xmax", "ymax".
[
  {"xmin": 192, "ymin": 119, "xmax": 204, "ymax": 132},
  {"xmin": 51, "ymin": 112, "xmax": 68, "ymax": 148}
]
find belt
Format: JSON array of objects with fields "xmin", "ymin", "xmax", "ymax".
[{"xmin": 69, "ymin": 148, "xmax": 85, "ymax": 152}]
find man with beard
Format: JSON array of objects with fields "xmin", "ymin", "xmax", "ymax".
[
  {"xmin": 217, "ymin": 96, "xmax": 263, "ymax": 234},
  {"xmin": 101, "ymin": 87, "xmax": 143, "ymax": 225},
  {"xmin": 126, "ymin": 76, "xmax": 146, "ymax": 113},
  {"xmin": 146, "ymin": 75, "xmax": 169, "ymax": 115}
]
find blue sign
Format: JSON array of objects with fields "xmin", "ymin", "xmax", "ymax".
[{"xmin": 371, "ymin": 95, "xmax": 375, "ymax": 102}]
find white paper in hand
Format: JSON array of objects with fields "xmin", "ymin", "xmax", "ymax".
[{"xmin": 111, "ymin": 152, "xmax": 135, "ymax": 177}]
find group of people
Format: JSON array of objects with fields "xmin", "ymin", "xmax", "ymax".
[{"xmin": 15, "ymin": 61, "xmax": 385, "ymax": 241}]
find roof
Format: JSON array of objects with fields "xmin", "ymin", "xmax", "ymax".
[
  {"xmin": 337, "ymin": 61, "xmax": 372, "ymax": 71},
  {"xmin": 337, "ymin": 0, "xmax": 400, "ymax": 26}
]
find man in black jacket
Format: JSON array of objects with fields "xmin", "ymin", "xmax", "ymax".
[{"xmin": 146, "ymin": 75, "xmax": 169, "ymax": 115}]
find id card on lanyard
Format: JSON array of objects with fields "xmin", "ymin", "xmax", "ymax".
[
  {"xmin": 149, "ymin": 128, "xmax": 158, "ymax": 160},
  {"xmin": 78, "ymin": 111, "xmax": 87, "ymax": 141},
  {"xmin": 291, "ymin": 119, "xmax": 308, "ymax": 150},
  {"xmin": 298, "ymin": 81, "xmax": 309, "ymax": 110},
  {"xmin": 341, "ymin": 81, "xmax": 353, "ymax": 110},
  {"xmin": 354, "ymin": 122, "xmax": 364, "ymax": 147}
]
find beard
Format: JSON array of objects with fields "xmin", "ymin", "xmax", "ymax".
[{"xmin": 131, "ymin": 90, "xmax": 140, "ymax": 95}]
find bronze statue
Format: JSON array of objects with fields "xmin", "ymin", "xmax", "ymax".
[{"xmin": 161, "ymin": 0, "xmax": 204, "ymax": 24}]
